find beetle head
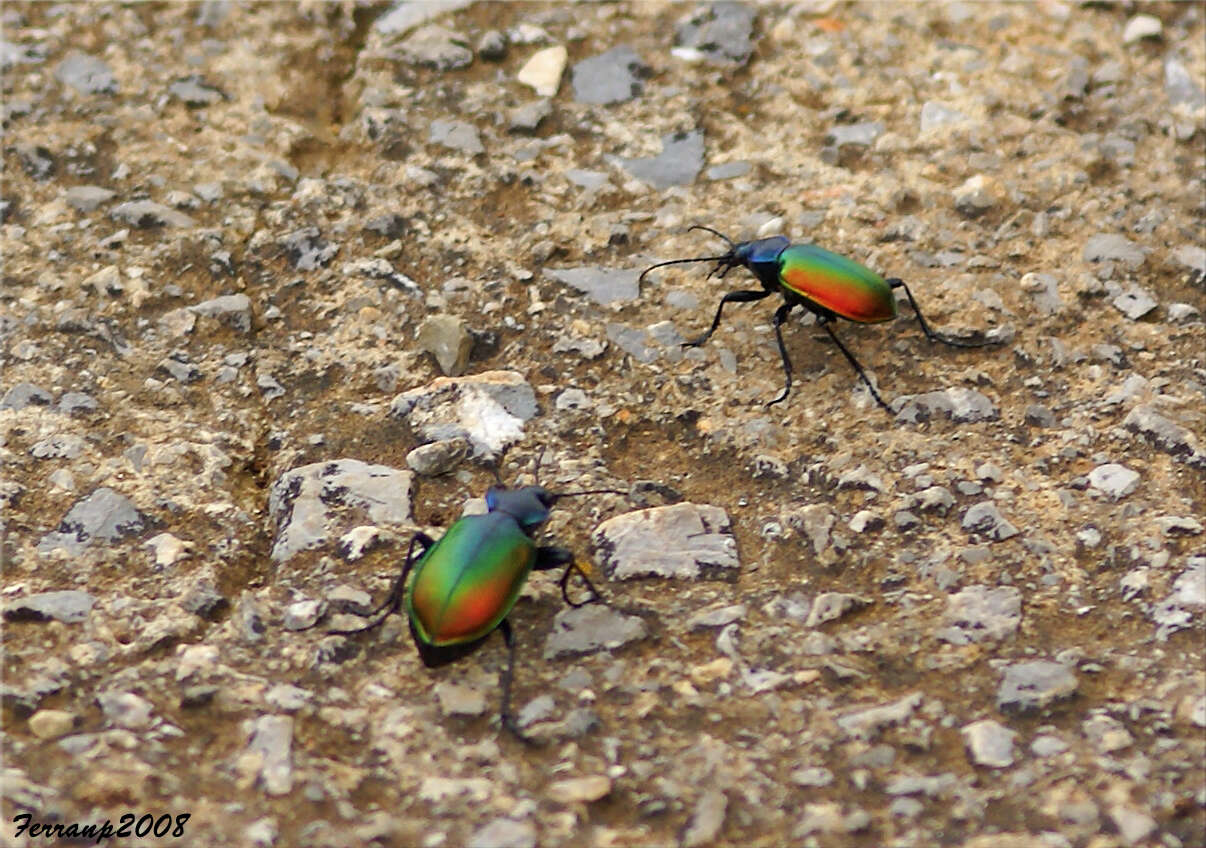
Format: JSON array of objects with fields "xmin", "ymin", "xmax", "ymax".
[{"xmin": 485, "ymin": 485, "xmax": 556, "ymax": 530}]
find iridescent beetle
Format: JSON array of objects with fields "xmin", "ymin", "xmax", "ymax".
[
  {"xmin": 639, "ymin": 226, "xmax": 999, "ymax": 409},
  {"xmin": 332, "ymin": 477, "xmax": 622, "ymax": 743}
]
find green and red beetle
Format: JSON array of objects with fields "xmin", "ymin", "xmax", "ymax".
[
  {"xmin": 332, "ymin": 478, "xmax": 621, "ymax": 743},
  {"xmin": 639, "ymin": 226, "xmax": 999, "ymax": 409}
]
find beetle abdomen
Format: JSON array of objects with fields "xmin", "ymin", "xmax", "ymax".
[
  {"xmin": 407, "ymin": 514, "xmax": 536, "ymax": 647},
  {"xmin": 778, "ymin": 244, "xmax": 897, "ymax": 323}
]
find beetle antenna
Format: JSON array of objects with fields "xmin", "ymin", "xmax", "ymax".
[
  {"xmin": 687, "ymin": 225, "xmax": 735, "ymax": 248},
  {"xmin": 531, "ymin": 446, "xmax": 548, "ymax": 487},
  {"xmin": 638, "ymin": 254, "xmax": 731, "ymax": 283}
]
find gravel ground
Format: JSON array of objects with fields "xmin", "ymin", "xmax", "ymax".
[{"xmin": 2, "ymin": 2, "xmax": 1205, "ymax": 847}]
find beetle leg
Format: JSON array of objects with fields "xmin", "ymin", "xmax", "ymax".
[
  {"xmin": 766, "ymin": 302, "xmax": 797, "ymax": 406},
  {"xmin": 328, "ymin": 532, "xmax": 433, "ymax": 634},
  {"xmin": 888, "ymin": 278, "xmax": 995, "ymax": 348},
  {"xmin": 684, "ymin": 289, "xmax": 772, "ymax": 348},
  {"xmin": 498, "ymin": 619, "xmax": 541, "ymax": 746},
  {"xmin": 533, "ymin": 545, "xmax": 602, "ymax": 608},
  {"xmin": 817, "ymin": 317, "xmax": 890, "ymax": 410}
]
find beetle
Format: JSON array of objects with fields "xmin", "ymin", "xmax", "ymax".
[
  {"xmin": 639, "ymin": 226, "xmax": 998, "ymax": 409},
  {"xmin": 332, "ymin": 478, "xmax": 622, "ymax": 743}
]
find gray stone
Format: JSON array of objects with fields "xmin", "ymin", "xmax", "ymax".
[
  {"xmin": 58, "ymin": 392, "xmax": 97, "ymax": 415},
  {"xmin": 805, "ymin": 593, "xmax": 870, "ymax": 627},
  {"xmin": 1123, "ymin": 405, "xmax": 1203, "ymax": 464},
  {"xmin": 55, "ymin": 52, "xmax": 117, "ymax": 94},
  {"xmin": 38, "ymin": 487, "xmax": 147, "ymax": 555},
  {"xmin": 961, "ymin": 501, "xmax": 1019, "ymax": 541},
  {"xmin": 786, "ymin": 504, "xmax": 835, "ymax": 554},
  {"xmin": 168, "ymin": 76, "xmax": 225, "ymax": 106},
  {"xmin": 827, "ymin": 122, "xmax": 884, "ymax": 149},
  {"xmin": 674, "ymin": 3, "xmax": 756, "ymax": 66},
  {"xmin": 997, "ymin": 660, "xmax": 1077, "ymax": 711},
  {"xmin": 706, "ymin": 161, "xmax": 752, "ymax": 180},
  {"xmin": 961, "ymin": 719, "xmax": 1016, "ymax": 767},
  {"xmin": 686, "ymin": 603, "xmax": 747, "ymax": 631},
  {"xmin": 2, "ymin": 382, "xmax": 53, "ymax": 410},
  {"xmin": 593, "ymin": 503, "xmax": 739, "ymax": 581},
  {"xmin": 3, "ymin": 591, "xmax": 95, "ymax": 624},
  {"xmin": 374, "ymin": 0, "xmax": 473, "ymax": 35},
  {"xmin": 790, "ymin": 767, "xmax": 834, "ymax": 787},
  {"xmin": 30, "ymin": 434, "xmax": 85, "ymax": 459},
  {"xmin": 508, "ymin": 100, "xmax": 551, "ymax": 133},
  {"xmin": 282, "ymin": 599, "xmax": 324, "ymax": 631},
  {"xmin": 158, "ymin": 354, "xmax": 202, "ymax": 383},
  {"xmin": 267, "ymin": 460, "xmax": 414, "ymax": 562},
  {"xmin": 1083, "ymin": 233, "xmax": 1145, "ymax": 269},
  {"xmin": 191, "ymin": 294, "xmax": 252, "ymax": 333},
  {"xmin": 615, "ymin": 130, "xmax": 705, "ymax": 189},
  {"xmin": 434, "ymin": 682, "xmax": 487, "ymax": 717},
  {"xmin": 938, "ymin": 585, "xmax": 1022, "ymax": 644},
  {"xmin": 565, "ymin": 169, "xmax": 611, "ymax": 191},
  {"xmin": 893, "ymin": 388, "xmax": 998, "ymax": 423},
  {"xmin": 417, "ymin": 314, "xmax": 473, "ymax": 376},
  {"xmin": 406, "ymin": 437, "xmax": 470, "ymax": 476},
  {"xmin": 1031, "ymin": 735, "xmax": 1068, "ymax": 757},
  {"xmin": 515, "ymin": 694, "xmax": 555, "ymax": 727},
  {"xmin": 837, "ymin": 692, "xmax": 923, "ymax": 739},
  {"xmin": 391, "ymin": 371, "xmax": 537, "ymax": 458},
  {"xmin": 281, "ymin": 227, "xmax": 338, "ymax": 270},
  {"xmin": 1087, "ymin": 463, "xmax": 1140, "ymax": 499},
  {"xmin": 399, "ymin": 24, "xmax": 474, "ymax": 71},
  {"xmin": 1165, "ymin": 57, "xmax": 1206, "ymax": 111},
  {"xmin": 97, "ymin": 691, "xmax": 153, "ymax": 729},
  {"xmin": 543, "ymin": 604, "xmax": 648, "ymax": 659},
  {"xmin": 919, "ymin": 101, "xmax": 969, "ymax": 132},
  {"xmin": 109, "ymin": 200, "xmax": 195, "ymax": 228},
  {"xmin": 1112, "ymin": 287, "xmax": 1157, "ymax": 320},
  {"xmin": 572, "ymin": 45, "xmax": 648, "ymax": 104},
  {"xmin": 1025, "ymin": 404, "xmax": 1056, "ymax": 428},
  {"xmin": 953, "ymin": 174, "xmax": 1000, "ymax": 217},
  {"xmin": 248, "ymin": 715, "xmax": 294, "ymax": 796},
  {"xmin": 467, "ymin": 818, "xmax": 536, "ymax": 848},
  {"xmin": 546, "ymin": 266, "xmax": 641, "ymax": 305},
  {"xmin": 429, "ymin": 119, "xmax": 483, "ymax": 155},
  {"xmin": 605, "ymin": 323, "xmax": 656, "ymax": 363},
  {"xmin": 64, "ymin": 185, "xmax": 116, "ymax": 212}
]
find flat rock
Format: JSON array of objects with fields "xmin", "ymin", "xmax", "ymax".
[
  {"xmin": 1123, "ymin": 405, "xmax": 1204, "ymax": 466},
  {"xmin": 1083, "ymin": 233, "xmax": 1145, "ymax": 269},
  {"xmin": 997, "ymin": 660, "xmax": 1078, "ymax": 711},
  {"xmin": 572, "ymin": 45, "xmax": 648, "ymax": 104},
  {"xmin": 38, "ymin": 487, "xmax": 147, "ymax": 555},
  {"xmin": 247, "ymin": 715, "xmax": 294, "ymax": 796},
  {"xmin": 2, "ymin": 382, "xmax": 53, "ymax": 410},
  {"xmin": 55, "ymin": 52, "xmax": 117, "ymax": 94},
  {"xmin": 543, "ymin": 604, "xmax": 648, "ymax": 659},
  {"xmin": 468, "ymin": 818, "xmax": 536, "ymax": 848},
  {"xmin": 674, "ymin": 3, "xmax": 756, "ymax": 66},
  {"xmin": 267, "ymin": 460, "xmax": 414, "ymax": 562},
  {"xmin": 390, "ymin": 371, "xmax": 537, "ymax": 458},
  {"xmin": 960, "ymin": 501, "xmax": 1019, "ymax": 541},
  {"xmin": 962, "ymin": 719, "xmax": 1016, "ymax": 767},
  {"xmin": 938, "ymin": 585, "xmax": 1021, "ymax": 644},
  {"xmin": 545, "ymin": 266, "xmax": 641, "ymax": 305},
  {"xmin": 1087, "ymin": 463, "xmax": 1140, "ymax": 499},
  {"xmin": 3, "ymin": 590, "xmax": 95, "ymax": 624},
  {"xmin": 399, "ymin": 24, "xmax": 474, "ymax": 71},
  {"xmin": 1112, "ymin": 287, "xmax": 1157, "ymax": 320},
  {"xmin": 893, "ymin": 388, "xmax": 998, "ymax": 423},
  {"xmin": 406, "ymin": 437, "xmax": 470, "ymax": 476},
  {"xmin": 615, "ymin": 130, "xmax": 705, "ymax": 189},
  {"xmin": 837, "ymin": 692, "xmax": 923, "ymax": 739},
  {"xmin": 109, "ymin": 200, "xmax": 195, "ymax": 229},
  {"xmin": 593, "ymin": 503, "xmax": 739, "ymax": 581},
  {"xmin": 191, "ymin": 294, "xmax": 252, "ymax": 333},
  {"xmin": 430, "ymin": 119, "xmax": 484, "ymax": 155}
]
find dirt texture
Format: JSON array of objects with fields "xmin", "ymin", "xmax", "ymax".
[{"xmin": 2, "ymin": 2, "xmax": 1204, "ymax": 847}]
